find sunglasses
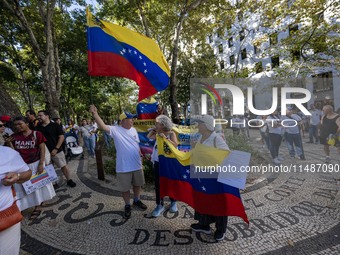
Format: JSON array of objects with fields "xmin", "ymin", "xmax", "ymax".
[{"xmin": 0, "ymin": 124, "xmax": 4, "ymax": 127}]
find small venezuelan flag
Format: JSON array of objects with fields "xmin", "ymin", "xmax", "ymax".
[{"xmin": 30, "ymin": 171, "xmax": 49, "ymax": 184}]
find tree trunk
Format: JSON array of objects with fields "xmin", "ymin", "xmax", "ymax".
[
  {"xmin": 169, "ymin": 16, "xmax": 184, "ymax": 121},
  {"xmin": 169, "ymin": 0, "xmax": 207, "ymax": 121},
  {"xmin": 2, "ymin": 0, "xmax": 61, "ymax": 117}
]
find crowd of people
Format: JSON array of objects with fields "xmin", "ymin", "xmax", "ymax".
[
  {"xmin": 0, "ymin": 110, "xmax": 79, "ymax": 255},
  {"xmin": 257, "ymin": 104, "xmax": 340, "ymax": 164},
  {"xmin": 1, "ymin": 102, "xmax": 340, "ymax": 254}
]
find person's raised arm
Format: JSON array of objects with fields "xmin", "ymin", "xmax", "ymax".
[{"xmin": 89, "ymin": 105, "xmax": 110, "ymax": 133}]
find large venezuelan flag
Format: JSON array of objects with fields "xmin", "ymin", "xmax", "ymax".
[
  {"xmin": 158, "ymin": 137, "xmax": 249, "ymax": 223},
  {"xmin": 86, "ymin": 9, "xmax": 170, "ymax": 101}
]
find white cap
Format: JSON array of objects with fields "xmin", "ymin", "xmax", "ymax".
[{"xmin": 191, "ymin": 115, "xmax": 215, "ymax": 131}]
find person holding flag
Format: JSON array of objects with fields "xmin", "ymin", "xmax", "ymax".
[
  {"xmin": 190, "ymin": 115, "xmax": 230, "ymax": 241},
  {"xmin": 89, "ymin": 105, "xmax": 147, "ymax": 219},
  {"xmin": 157, "ymin": 115, "xmax": 249, "ymax": 241},
  {"xmin": 147, "ymin": 115, "xmax": 178, "ymax": 217}
]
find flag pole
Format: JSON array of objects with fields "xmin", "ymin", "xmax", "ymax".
[{"xmin": 89, "ymin": 76, "xmax": 93, "ymax": 105}]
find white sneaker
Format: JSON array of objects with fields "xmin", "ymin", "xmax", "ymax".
[
  {"xmin": 151, "ymin": 205, "xmax": 164, "ymax": 217},
  {"xmin": 169, "ymin": 201, "xmax": 178, "ymax": 213},
  {"xmin": 278, "ymin": 156, "xmax": 284, "ymax": 161},
  {"xmin": 273, "ymin": 158, "xmax": 281, "ymax": 164}
]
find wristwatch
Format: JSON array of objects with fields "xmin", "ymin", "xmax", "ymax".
[{"xmin": 17, "ymin": 173, "xmax": 20, "ymax": 181}]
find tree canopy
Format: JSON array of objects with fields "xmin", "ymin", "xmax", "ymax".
[{"xmin": 0, "ymin": 0, "xmax": 338, "ymax": 120}]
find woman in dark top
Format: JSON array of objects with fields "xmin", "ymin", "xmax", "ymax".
[{"xmin": 319, "ymin": 105, "xmax": 340, "ymax": 162}]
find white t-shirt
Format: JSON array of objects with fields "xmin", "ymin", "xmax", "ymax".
[
  {"xmin": 108, "ymin": 126, "xmax": 142, "ymax": 173},
  {"xmin": 0, "ymin": 146, "xmax": 29, "ymax": 210},
  {"xmin": 282, "ymin": 114, "xmax": 302, "ymax": 134},
  {"xmin": 79, "ymin": 125, "xmax": 95, "ymax": 138},
  {"xmin": 310, "ymin": 109, "xmax": 322, "ymax": 125}
]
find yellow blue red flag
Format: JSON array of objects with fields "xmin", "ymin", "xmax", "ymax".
[
  {"xmin": 86, "ymin": 9, "xmax": 170, "ymax": 101},
  {"xmin": 157, "ymin": 137, "xmax": 249, "ymax": 223}
]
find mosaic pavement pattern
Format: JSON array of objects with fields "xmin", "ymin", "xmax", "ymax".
[{"xmin": 20, "ymin": 131, "xmax": 340, "ymax": 255}]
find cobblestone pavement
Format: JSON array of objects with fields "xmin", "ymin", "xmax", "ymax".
[{"xmin": 19, "ymin": 129, "xmax": 340, "ymax": 255}]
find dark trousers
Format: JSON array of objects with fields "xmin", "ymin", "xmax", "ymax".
[
  {"xmin": 194, "ymin": 211, "xmax": 228, "ymax": 233},
  {"xmin": 154, "ymin": 162, "xmax": 175, "ymax": 205},
  {"xmin": 269, "ymin": 133, "xmax": 282, "ymax": 159}
]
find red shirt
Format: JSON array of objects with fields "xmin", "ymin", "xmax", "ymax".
[{"xmin": 13, "ymin": 131, "xmax": 47, "ymax": 164}]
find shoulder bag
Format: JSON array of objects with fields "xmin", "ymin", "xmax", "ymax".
[{"xmin": 0, "ymin": 187, "xmax": 23, "ymax": 232}]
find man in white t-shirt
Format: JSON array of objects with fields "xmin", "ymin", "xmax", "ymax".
[
  {"xmin": 307, "ymin": 104, "xmax": 322, "ymax": 144},
  {"xmin": 90, "ymin": 105, "xmax": 147, "ymax": 219}
]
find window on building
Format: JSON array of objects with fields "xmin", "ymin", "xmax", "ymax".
[
  {"xmin": 270, "ymin": 33, "xmax": 278, "ymax": 45},
  {"xmin": 220, "ymin": 60, "xmax": 225, "ymax": 70},
  {"xmin": 241, "ymin": 48, "xmax": 247, "ymax": 60},
  {"xmin": 254, "ymin": 62, "xmax": 263, "ymax": 73},
  {"xmin": 218, "ymin": 44, "xmax": 223, "ymax": 54},
  {"xmin": 291, "ymin": 49, "xmax": 300, "ymax": 61},
  {"xmin": 228, "ymin": 37, "xmax": 233, "ymax": 48},
  {"xmin": 271, "ymin": 56, "xmax": 279, "ymax": 67},
  {"xmin": 254, "ymin": 45, "xmax": 258, "ymax": 54},
  {"xmin": 240, "ymin": 30, "xmax": 245, "ymax": 41},
  {"xmin": 229, "ymin": 55, "xmax": 235, "ymax": 65},
  {"xmin": 312, "ymin": 72, "xmax": 333, "ymax": 93},
  {"xmin": 289, "ymin": 24, "xmax": 298, "ymax": 36}
]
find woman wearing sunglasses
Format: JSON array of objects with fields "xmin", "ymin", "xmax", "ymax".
[{"xmin": 0, "ymin": 121, "xmax": 12, "ymax": 146}]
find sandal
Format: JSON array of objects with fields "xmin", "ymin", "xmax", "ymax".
[{"xmin": 29, "ymin": 207, "xmax": 42, "ymax": 221}]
